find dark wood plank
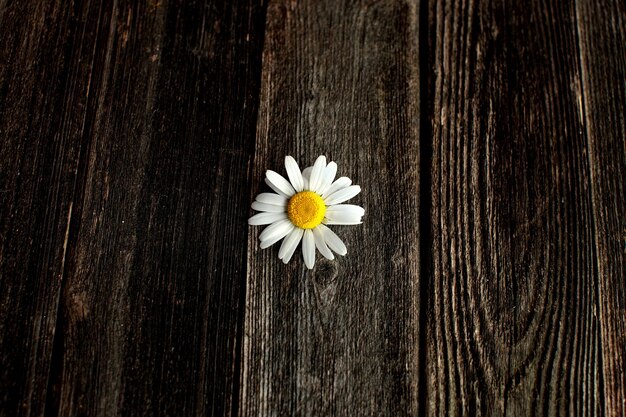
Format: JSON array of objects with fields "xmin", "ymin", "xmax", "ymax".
[
  {"xmin": 425, "ymin": 0, "xmax": 623, "ymax": 415},
  {"xmin": 0, "ymin": 2, "xmax": 108, "ymax": 415},
  {"xmin": 42, "ymin": 1, "xmax": 266, "ymax": 416},
  {"xmin": 575, "ymin": 1, "xmax": 626, "ymax": 415},
  {"xmin": 240, "ymin": 1, "xmax": 422, "ymax": 415}
]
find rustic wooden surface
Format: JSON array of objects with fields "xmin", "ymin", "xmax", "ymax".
[
  {"xmin": 425, "ymin": 0, "xmax": 625, "ymax": 415},
  {"xmin": 240, "ymin": 1, "xmax": 422, "ymax": 415},
  {"xmin": 0, "ymin": 0, "xmax": 623, "ymax": 416}
]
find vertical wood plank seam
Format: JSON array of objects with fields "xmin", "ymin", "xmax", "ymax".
[
  {"xmin": 418, "ymin": 0, "xmax": 432, "ymax": 414},
  {"xmin": 571, "ymin": 1, "xmax": 607, "ymax": 413},
  {"xmin": 234, "ymin": 2, "xmax": 270, "ymax": 416}
]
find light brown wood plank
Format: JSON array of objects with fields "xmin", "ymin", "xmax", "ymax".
[{"xmin": 240, "ymin": 1, "xmax": 422, "ymax": 415}]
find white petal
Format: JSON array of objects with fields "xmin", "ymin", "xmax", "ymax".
[
  {"xmin": 285, "ymin": 156, "xmax": 304, "ymax": 192},
  {"xmin": 325, "ymin": 204, "xmax": 365, "ymax": 218},
  {"xmin": 279, "ymin": 228, "xmax": 304, "ymax": 263},
  {"xmin": 324, "ymin": 185, "xmax": 361, "ymax": 205},
  {"xmin": 301, "ymin": 167, "xmax": 313, "ymax": 181},
  {"xmin": 265, "ymin": 178, "xmax": 289, "ymax": 198},
  {"xmin": 255, "ymin": 193, "xmax": 287, "ymax": 206},
  {"xmin": 259, "ymin": 220, "xmax": 294, "ymax": 249},
  {"xmin": 248, "ymin": 212, "xmax": 287, "ymax": 225},
  {"xmin": 312, "ymin": 227, "xmax": 334, "ymax": 260},
  {"xmin": 322, "ymin": 177, "xmax": 352, "ymax": 198},
  {"xmin": 301, "ymin": 166, "xmax": 312, "ymax": 190},
  {"xmin": 324, "ymin": 206, "xmax": 364, "ymax": 224},
  {"xmin": 308, "ymin": 155, "xmax": 327, "ymax": 193},
  {"xmin": 318, "ymin": 224, "xmax": 347, "ymax": 256},
  {"xmin": 324, "ymin": 220, "xmax": 363, "ymax": 225},
  {"xmin": 259, "ymin": 219, "xmax": 293, "ymax": 242},
  {"xmin": 266, "ymin": 170, "xmax": 296, "ymax": 197},
  {"xmin": 317, "ymin": 161, "xmax": 337, "ymax": 196},
  {"xmin": 302, "ymin": 229, "xmax": 316, "ymax": 269},
  {"xmin": 324, "ymin": 204, "xmax": 365, "ymax": 223},
  {"xmin": 251, "ymin": 201, "xmax": 285, "ymax": 212}
]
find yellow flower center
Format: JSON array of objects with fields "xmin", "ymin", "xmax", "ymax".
[{"xmin": 287, "ymin": 191, "xmax": 326, "ymax": 229}]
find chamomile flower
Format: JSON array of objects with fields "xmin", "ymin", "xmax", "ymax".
[{"xmin": 248, "ymin": 155, "xmax": 364, "ymax": 269}]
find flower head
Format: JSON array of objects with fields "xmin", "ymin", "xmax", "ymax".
[{"xmin": 249, "ymin": 155, "xmax": 364, "ymax": 269}]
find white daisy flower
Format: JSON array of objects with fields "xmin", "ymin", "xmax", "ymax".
[{"xmin": 248, "ymin": 155, "xmax": 364, "ymax": 269}]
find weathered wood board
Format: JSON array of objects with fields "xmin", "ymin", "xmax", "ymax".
[
  {"xmin": 240, "ymin": 1, "xmax": 422, "ymax": 416},
  {"xmin": 0, "ymin": 0, "xmax": 623, "ymax": 416},
  {"xmin": 425, "ymin": 0, "xmax": 625, "ymax": 415}
]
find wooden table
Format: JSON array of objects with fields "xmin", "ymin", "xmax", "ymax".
[{"xmin": 1, "ymin": 1, "xmax": 624, "ymax": 416}]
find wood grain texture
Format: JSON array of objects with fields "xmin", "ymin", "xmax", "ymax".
[
  {"xmin": 425, "ymin": 0, "xmax": 624, "ymax": 415},
  {"xmin": 8, "ymin": 0, "xmax": 266, "ymax": 416},
  {"xmin": 0, "ymin": 2, "xmax": 102, "ymax": 415},
  {"xmin": 575, "ymin": 0, "xmax": 626, "ymax": 415},
  {"xmin": 240, "ymin": 1, "xmax": 422, "ymax": 416},
  {"xmin": 1, "ymin": 0, "xmax": 625, "ymax": 415}
]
